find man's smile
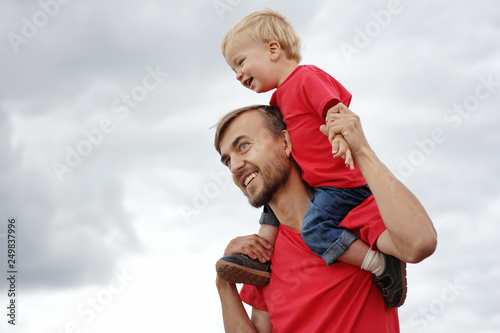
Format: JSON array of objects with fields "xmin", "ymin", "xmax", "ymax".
[
  {"xmin": 239, "ymin": 170, "xmax": 259, "ymax": 188},
  {"xmin": 244, "ymin": 172, "xmax": 258, "ymax": 187}
]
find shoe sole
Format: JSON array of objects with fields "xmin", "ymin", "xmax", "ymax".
[
  {"xmin": 216, "ymin": 259, "xmax": 271, "ymax": 287},
  {"xmin": 397, "ymin": 260, "xmax": 408, "ymax": 307}
]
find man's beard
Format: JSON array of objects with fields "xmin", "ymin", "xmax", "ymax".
[{"xmin": 245, "ymin": 147, "xmax": 290, "ymax": 208}]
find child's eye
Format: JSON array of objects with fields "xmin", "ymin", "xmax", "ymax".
[{"xmin": 239, "ymin": 59, "xmax": 245, "ymax": 66}]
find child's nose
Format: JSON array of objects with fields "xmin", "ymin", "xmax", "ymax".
[{"xmin": 236, "ymin": 70, "xmax": 243, "ymax": 82}]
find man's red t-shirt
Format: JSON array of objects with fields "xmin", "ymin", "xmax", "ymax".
[
  {"xmin": 270, "ymin": 65, "xmax": 367, "ymax": 188},
  {"xmin": 240, "ymin": 198, "xmax": 398, "ymax": 332}
]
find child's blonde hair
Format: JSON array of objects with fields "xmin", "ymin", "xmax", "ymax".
[{"xmin": 221, "ymin": 8, "xmax": 302, "ymax": 63}]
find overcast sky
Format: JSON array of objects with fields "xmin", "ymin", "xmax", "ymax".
[{"xmin": 1, "ymin": 0, "xmax": 499, "ymax": 332}]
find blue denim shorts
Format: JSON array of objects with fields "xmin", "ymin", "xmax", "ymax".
[{"xmin": 260, "ymin": 185, "xmax": 372, "ymax": 266}]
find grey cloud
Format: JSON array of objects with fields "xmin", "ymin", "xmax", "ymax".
[{"xmin": 1, "ymin": 1, "xmax": 500, "ymax": 332}]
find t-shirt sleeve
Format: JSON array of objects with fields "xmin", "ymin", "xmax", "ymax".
[
  {"xmin": 339, "ymin": 196, "xmax": 386, "ymax": 250},
  {"xmin": 240, "ymin": 285, "xmax": 268, "ymax": 311},
  {"xmin": 301, "ymin": 71, "xmax": 352, "ymax": 119}
]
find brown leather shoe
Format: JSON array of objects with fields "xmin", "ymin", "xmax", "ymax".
[{"xmin": 216, "ymin": 254, "xmax": 271, "ymax": 287}]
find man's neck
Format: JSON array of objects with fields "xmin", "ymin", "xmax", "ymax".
[{"xmin": 268, "ymin": 162, "xmax": 312, "ymax": 233}]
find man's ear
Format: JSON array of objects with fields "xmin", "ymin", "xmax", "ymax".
[
  {"xmin": 268, "ymin": 41, "xmax": 282, "ymax": 61},
  {"xmin": 281, "ymin": 130, "xmax": 293, "ymax": 157}
]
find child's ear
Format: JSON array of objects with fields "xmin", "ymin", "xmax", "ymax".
[{"xmin": 268, "ymin": 41, "xmax": 282, "ymax": 61}]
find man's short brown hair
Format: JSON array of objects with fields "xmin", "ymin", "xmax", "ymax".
[{"xmin": 214, "ymin": 105, "xmax": 286, "ymax": 154}]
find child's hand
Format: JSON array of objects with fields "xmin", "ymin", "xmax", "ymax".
[
  {"xmin": 224, "ymin": 234, "xmax": 273, "ymax": 263},
  {"xmin": 332, "ymin": 134, "xmax": 355, "ymax": 170}
]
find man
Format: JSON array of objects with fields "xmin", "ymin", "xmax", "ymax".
[{"xmin": 214, "ymin": 104, "xmax": 437, "ymax": 332}]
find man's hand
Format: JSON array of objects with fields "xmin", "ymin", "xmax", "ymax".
[
  {"xmin": 320, "ymin": 103, "xmax": 355, "ymax": 169},
  {"xmin": 320, "ymin": 103, "xmax": 346, "ymax": 144},
  {"xmin": 224, "ymin": 234, "xmax": 273, "ymax": 263},
  {"xmin": 319, "ymin": 103, "xmax": 370, "ymax": 161}
]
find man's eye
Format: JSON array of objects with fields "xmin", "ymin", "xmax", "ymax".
[
  {"xmin": 225, "ymin": 159, "xmax": 231, "ymax": 167},
  {"xmin": 240, "ymin": 143, "xmax": 248, "ymax": 150}
]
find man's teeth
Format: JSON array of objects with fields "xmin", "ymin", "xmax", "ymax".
[{"xmin": 244, "ymin": 172, "xmax": 258, "ymax": 186}]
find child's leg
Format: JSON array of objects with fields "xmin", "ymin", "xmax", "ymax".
[
  {"xmin": 337, "ymin": 239, "xmax": 386, "ymax": 276},
  {"xmin": 302, "ymin": 186, "xmax": 387, "ymax": 275},
  {"xmin": 302, "ymin": 186, "xmax": 372, "ymax": 266},
  {"xmin": 336, "ymin": 239, "xmax": 367, "ymax": 266},
  {"xmin": 257, "ymin": 223, "xmax": 278, "ymax": 263}
]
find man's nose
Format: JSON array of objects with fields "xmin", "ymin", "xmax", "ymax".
[{"xmin": 229, "ymin": 156, "xmax": 244, "ymax": 174}]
